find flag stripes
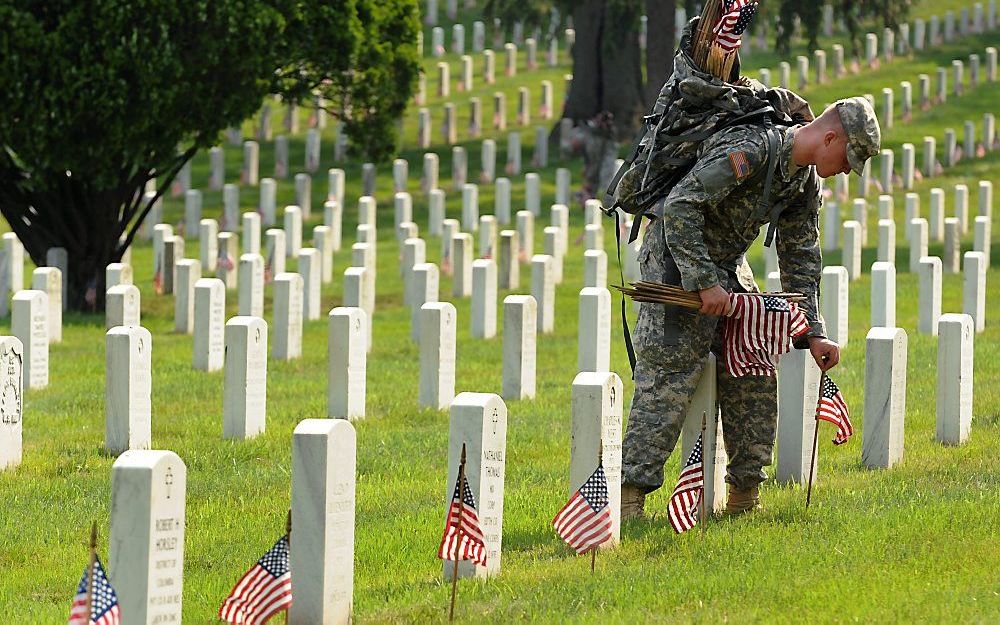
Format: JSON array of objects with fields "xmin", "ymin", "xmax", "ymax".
[
  {"xmin": 552, "ymin": 465, "xmax": 613, "ymax": 554},
  {"xmin": 218, "ymin": 535, "xmax": 292, "ymax": 625},
  {"xmin": 724, "ymin": 293, "xmax": 809, "ymax": 377},
  {"xmin": 668, "ymin": 435, "xmax": 705, "ymax": 534}
]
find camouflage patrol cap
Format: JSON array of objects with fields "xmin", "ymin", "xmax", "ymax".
[{"xmin": 834, "ymin": 96, "xmax": 881, "ymax": 173}]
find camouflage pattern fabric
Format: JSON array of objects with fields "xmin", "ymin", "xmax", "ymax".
[{"xmin": 622, "ymin": 121, "xmax": 826, "ymax": 494}]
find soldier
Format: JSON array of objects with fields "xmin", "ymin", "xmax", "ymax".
[{"xmin": 621, "ymin": 96, "xmax": 881, "ymax": 518}]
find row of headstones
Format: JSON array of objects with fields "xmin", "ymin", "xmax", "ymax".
[
  {"xmin": 758, "ymin": 26, "xmax": 997, "ymax": 96},
  {"xmin": 822, "ymin": 181, "xmax": 994, "ymax": 253},
  {"xmin": 769, "ymin": 313, "xmax": 977, "ymax": 493},
  {"xmin": 416, "ymin": 71, "xmax": 560, "ymax": 129},
  {"xmin": 415, "ymin": 94, "xmax": 561, "ymax": 164},
  {"xmin": 425, "ymin": 25, "xmax": 564, "ymax": 70},
  {"xmin": 46, "ymin": 364, "xmax": 629, "ymax": 622},
  {"xmin": 824, "ymin": 115, "xmax": 997, "ymax": 210}
]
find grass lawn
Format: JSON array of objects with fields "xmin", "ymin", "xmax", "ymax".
[{"xmin": 1, "ymin": 1, "xmax": 999, "ymax": 622}]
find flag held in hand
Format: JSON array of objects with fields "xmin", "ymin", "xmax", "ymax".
[{"xmin": 816, "ymin": 375, "xmax": 854, "ymax": 445}]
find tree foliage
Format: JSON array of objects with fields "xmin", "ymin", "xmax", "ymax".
[{"xmin": 0, "ymin": 0, "xmax": 419, "ymax": 310}]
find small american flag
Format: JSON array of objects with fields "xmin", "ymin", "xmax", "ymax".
[
  {"xmin": 437, "ymin": 473, "xmax": 488, "ymax": 567},
  {"xmin": 218, "ymin": 535, "xmax": 293, "ymax": 624},
  {"xmin": 552, "ymin": 465, "xmax": 613, "ymax": 554},
  {"xmin": 816, "ymin": 375, "xmax": 854, "ymax": 445},
  {"xmin": 152, "ymin": 270, "xmax": 163, "ymax": 295},
  {"xmin": 713, "ymin": 0, "xmax": 758, "ymax": 52},
  {"xmin": 218, "ymin": 253, "xmax": 235, "ymax": 272},
  {"xmin": 668, "ymin": 434, "xmax": 705, "ymax": 534},
  {"xmin": 724, "ymin": 293, "xmax": 809, "ymax": 377},
  {"xmin": 68, "ymin": 556, "xmax": 121, "ymax": 625}
]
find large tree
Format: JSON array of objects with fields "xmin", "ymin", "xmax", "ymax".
[
  {"xmin": 486, "ymin": 0, "xmax": 676, "ymax": 137},
  {"xmin": 0, "ymin": 0, "xmax": 420, "ymax": 310}
]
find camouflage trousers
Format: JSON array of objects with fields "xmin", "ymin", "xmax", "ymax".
[{"xmin": 621, "ymin": 293, "xmax": 778, "ymax": 494}]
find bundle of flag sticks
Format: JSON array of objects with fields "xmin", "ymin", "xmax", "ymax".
[
  {"xmin": 691, "ymin": 0, "xmax": 761, "ymax": 81},
  {"xmin": 612, "ymin": 281, "xmax": 805, "ymax": 310}
]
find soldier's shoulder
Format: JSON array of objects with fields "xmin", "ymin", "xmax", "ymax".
[{"xmin": 704, "ymin": 124, "xmax": 769, "ymax": 159}]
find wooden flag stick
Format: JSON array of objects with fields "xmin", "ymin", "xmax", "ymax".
[
  {"xmin": 285, "ymin": 510, "xmax": 292, "ymax": 625},
  {"xmin": 448, "ymin": 443, "xmax": 467, "ymax": 623},
  {"xmin": 806, "ymin": 369, "xmax": 827, "ymax": 508},
  {"xmin": 590, "ymin": 547, "xmax": 596, "ymax": 573},
  {"xmin": 84, "ymin": 521, "xmax": 97, "ymax": 623},
  {"xmin": 700, "ymin": 411, "xmax": 707, "ymax": 535}
]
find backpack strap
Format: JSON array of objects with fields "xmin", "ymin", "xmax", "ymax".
[
  {"xmin": 756, "ymin": 126, "xmax": 782, "ymax": 247},
  {"xmin": 611, "ymin": 208, "xmax": 637, "ymax": 376}
]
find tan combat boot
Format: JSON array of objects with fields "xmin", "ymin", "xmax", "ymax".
[
  {"xmin": 620, "ymin": 485, "xmax": 646, "ymax": 520},
  {"xmin": 725, "ymin": 485, "xmax": 760, "ymax": 516}
]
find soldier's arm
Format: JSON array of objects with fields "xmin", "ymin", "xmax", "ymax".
[
  {"xmin": 776, "ymin": 172, "xmax": 826, "ymax": 339},
  {"xmin": 661, "ymin": 130, "xmax": 767, "ymax": 292}
]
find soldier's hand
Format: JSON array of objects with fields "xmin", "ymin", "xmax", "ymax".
[
  {"xmin": 807, "ymin": 336, "xmax": 841, "ymax": 371},
  {"xmin": 698, "ymin": 284, "xmax": 731, "ymax": 316}
]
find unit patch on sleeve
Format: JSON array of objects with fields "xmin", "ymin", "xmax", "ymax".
[{"xmin": 728, "ymin": 151, "xmax": 751, "ymax": 181}]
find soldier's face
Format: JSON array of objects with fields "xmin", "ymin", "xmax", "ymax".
[{"xmin": 815, "ymin": 131, "xmax": 852, "ymax": 178}]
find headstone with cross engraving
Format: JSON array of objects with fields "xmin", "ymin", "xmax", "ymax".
[
  {"xmin": 570, "ymin": 372, "xmax": 623, "ymax": 547},
  {"xmin": 0, "ymin": 336, "xmax": 24, "ymax": 470},
  {"xmin": 110, "ymin": 450, "xmax": 186, "ymax": 624},
  {"xmin": 444, "ymin": 392, "xmax": 507, "ymax": 579},
  {"xmin": 289, "ymin": 419, "xmax": 355, "ymax": 624}
]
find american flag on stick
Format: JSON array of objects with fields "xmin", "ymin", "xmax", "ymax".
[
  {"xmin": 218, "ymin": 534, "xmax": 293, "ymax": 624},
  {"xmin": 816, "ymin": 375, "xmax": 854, "ymax": 445},
  {"xmin": 437, "ymin": 451, "xmax": 487, "ymax": 568},
  {"xmin": 668, "ymin": 434, "xmax": 705, "ymax": 534},
  {"xmin": 68, "ymin": 555, "xmax": 120, "ymax": 625},
  {"xmin": 723, "ymin": 293, "xmax": 809, "ymax": 377},
  {"xmin": 712, "ymin": 0, "xmax": 758, "ymax": 52},
  {"xmin": 552, "ymin": 465, "xmax": 613, "ymax": 555}
]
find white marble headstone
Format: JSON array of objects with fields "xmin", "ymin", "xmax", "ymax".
[
  {"xmin": 105, "ymin": 326, "xmax": 152, "ymax": 454},
  {"xmin": 328, "ymin": 308, "xmax": 367, "ymax": 421},
  {"xmin": 106, "ymin": 284, "xmax": 141, "ymax": 330},
  {"xmin": 272, "ymin": 273, "xmax": 304, "ymax": 361},
  {"xmin": 290, "ymin": 419, "xmax": 355, "ymax": 624},
  {"xmin": 420, "ymin": 302, "xmax": 457, "ymax": 410},
  {"xmin": 444, "ymin": 393, "xmax": 507, "ymax": 579},
  {"xmin": 110, "ymin": 450, "xmax": 186, "ymax": 624},
  {"xmin": 11, "ymin": 290, "xmax": 47, "ymax": 389},
  {"xmin": 862, "ymin": 327, "xmax": 908, "ymax": 469},
  {"xmin": 193, "ymin": 278, "xmax": 225, "ymax": 371},
  {"xmin": 936, "ymin": 314, "xmax": 974, "ymax": 446},
  {"xmin": 0, "ymin": 336, "xmax": 24, "ymax": 470},
  {"xmin": 570, "ymin": 372, "xmax": 623, "ymax": 547},
  {"xmin": 223, "ymin": 316, "xmax": 268, "ymax": 440}
]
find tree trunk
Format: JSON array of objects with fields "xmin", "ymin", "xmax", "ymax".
[
  {"xmin": 562, "ymin": 0, "xmax": 646, "ymax": 137},
  {"xmin": 644, "ymin": 0, "xmax": 677, "ymax": 107}
]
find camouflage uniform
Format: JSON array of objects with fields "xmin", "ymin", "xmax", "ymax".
[{"xmin": 622, "ymin": 96, "xmax": 881, "ymax": 494}]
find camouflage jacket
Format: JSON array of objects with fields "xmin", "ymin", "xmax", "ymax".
[{"xmin": 646, "ymin": 122, "xmax": 826, "ymax": 338}]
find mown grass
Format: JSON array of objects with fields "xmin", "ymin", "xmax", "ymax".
[{"xmin": 1, "ymin": 1, "xmax": 999, "ymax": 622}]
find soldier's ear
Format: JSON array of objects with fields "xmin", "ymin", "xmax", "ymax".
[{"xmin": 823, "ymin": 130, "xmax": 838, "ymax": 147}]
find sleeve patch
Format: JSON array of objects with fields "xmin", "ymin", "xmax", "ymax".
[{"xmin": 729, "ymin": 151, "xmax": 751, "ymax": 180}]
